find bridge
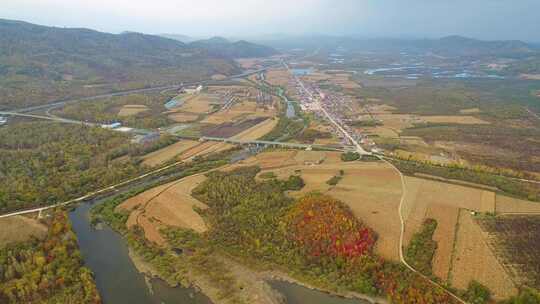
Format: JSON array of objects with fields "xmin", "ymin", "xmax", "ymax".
[{"xmin": 196, "ymin": 136, "xmax": 351, "ymax": 152}]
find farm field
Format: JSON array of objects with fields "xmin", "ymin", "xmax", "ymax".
[
  {"xmin": 478, "ymin": 215, "xmax": 540, "ymax": 289},
  {"xmin": 243, "ymin": 151, "xmax": 403, "ymax": 260},
  {"xmin": 265, "ymin": 68, "xmax": 291, "ymax": 87},
  {"xmin": 117, "ymin": 104, "xmax": 149, "ymax": 116},
  {"xmin": 201, "ymin": 111, "xmax": 246, "ymax": 124},
  {"xmin": 420, "ymin": 115, "xmax": 489, "ymax": 125},
  {"xmin": 398, "ymin": 175, "xmax": 527, "ymax": 297},
  {"xmin": 141, "ymin": 140, "xmax": 200, "ymax": 167},
  {"xmin": 450, "ymin": 211, "xmax": 517, "ymax": 299},
  {"xmin": 117, "ymin": 174, "xmax": 209, "ymax": 245},
  {"xmin": 177, "ymin": 94, "xmax": 214, "ymax": 114},
  {"xmin": 495, "ymin": 195, "xmax": 540, "ymax": 214},
  {"xmin": 202, "ymin": 117, "xmax": 267, "ymax": 138},
  {"xmin": 231, "ymin": 118, "xmax": 278, "ymax": 141},
  {"xmin": 201, "ymin": 101, "xmax": 275, "ymax": 125},
  {"xmin": 167, "ymin": 112, "xmax": 199, "ymax": 123},
  {"xmin": 0, "ymin": 216, "xmax": 47, "ymax": 248},
  {"xmin": 425, "ymin": 204, "xmax": 460, "ymax": 281},
  {"xmin": 180, "ymin": 142, "xmax": 231, "ymax": 160}
]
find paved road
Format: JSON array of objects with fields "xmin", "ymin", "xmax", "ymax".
[
  {"xmin": 284, "ymin": 61, "xmax": 371, "ymax": 155},
  {"xmin": 6, "ymin": 67, "xmax": 270, "ymax": 114},
  {"xmin": 0, "ymin": 111, "xmax": 99, "ymax": 126},
  {"xmin": 381, "ymin": 157, "xmax": 468, "ymax": 304},
  {"xmin": 0, "ymin": 157, "xmax": 191, "ymax": 219},
  {"xmin": 284, "ymin": 59, "xmax": 467, "ymax": 303},
  {"xmin": 198, "ymin": 136, "xmax": 348, "ymax": 152}
]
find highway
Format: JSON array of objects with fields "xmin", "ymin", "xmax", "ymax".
[
  {"xmin": 197, "ymin": 136, "xmax": 348, "ymax": 152},
  {"xmin": 6, "ymin": 67, "xmax": 270, "ymax": 114},
  {"xmin": 0, "ymin": 111, "xmax": 99, "ymax": 126},
  {"xmin": 0, "ymin": 111, "xmax": 153, "ymax": 135}
]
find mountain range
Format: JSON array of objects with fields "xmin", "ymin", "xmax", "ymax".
[
  {"xmin": 0, "ymin": 19, "xmax": 277, "ymax": 109},
  {"xmin": 251, "ymin": 34, "xmax": 539, "ymax": 57}
]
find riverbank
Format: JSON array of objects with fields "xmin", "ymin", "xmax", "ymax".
[
  {"xmin": 263, "ymin": 271, "xmax": 388, "ymax": 304},
  {"xmin": 128, "ymin": 241, "xmax": 385, "ymax": 304},
  {"xmin": 128, "ymin": 244, "xmax": 284, "ymax": 304}
]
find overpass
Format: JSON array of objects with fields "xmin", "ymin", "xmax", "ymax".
[{"xmin": 197, "ymin": 136, "xmax": 350, "ymax": 152}]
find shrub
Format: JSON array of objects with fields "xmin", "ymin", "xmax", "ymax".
[
  {"xmin": 464, "ymin": 280, "xmax": 491, "ymax": 304},
  {"xmin": 259, "ymin": 171, "xmax": 276, "ymax": 179},
  {"xmin": 341, "ymin": 152, "xmax": 360, "ymax": 162},
  {"xmin": 282, "ymin": 175, "xmax": 305, "ymax": 191},
  {"xmin": 405, "ymin": 218, "xmax": 438, "ymax": 275},
  {"xmin": 326, "ymin": 175, "xmax": 342, "ymax": 186}
]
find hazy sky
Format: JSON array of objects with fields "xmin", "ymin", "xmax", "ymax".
[{"xmin": 2, "ymin": 0, "xmax": 540, "ymax": 41}]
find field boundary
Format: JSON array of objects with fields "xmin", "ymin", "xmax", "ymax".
[{"xmin": 381, "ymin": 156, "xmax": 469, "ymax": 304}]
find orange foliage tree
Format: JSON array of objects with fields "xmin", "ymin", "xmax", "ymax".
[{"xmin": 285, "ymin": 194, "xmax": 376, "ymax": 260}]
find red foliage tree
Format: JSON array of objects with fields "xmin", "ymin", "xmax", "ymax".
[{"xmin": 285, "ymin": 194, "xmax": 376, "ymax": 259}]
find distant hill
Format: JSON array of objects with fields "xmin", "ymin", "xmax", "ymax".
[
  {"xmin": 159, "ymin": 33, "xmax": 198, "ymax": 43},
  {"xmin": 189, "ymin": 36, "xmax": 279, "ymax": 58},
  {"xmin": 256, "ymin": 34, "xmax": 537, "ymax": 57},
  {"xmin": 0, "ymin": 19, "xmax": 241, "ymax": 109},
  {"xmin": 427, "ymin": 35, "xmax": 536, "ymax": 56}
]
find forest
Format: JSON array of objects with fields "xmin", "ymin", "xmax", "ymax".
[
  {"xmin": 54, "ymin": 93, "xmax": 175, "ymax": 129},
  {"xmin": 0, "ymin": 122, "xmax": 143, "ymax": 213},
  {"xmin": 0, "ymin": 212, "xmax": 101, "ymax": 303},
  {"xmin": 92, "ymin": 163, "xmax": 540, "ymax": 304},
  {"xmin": 405, "ymin": 219, "xmax": 438, "ymax": 276},
  {"xmin": 191, "ymin": 167, "xmax": 456, "ymax": 303}
]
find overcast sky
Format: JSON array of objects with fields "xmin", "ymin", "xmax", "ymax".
[{"xmin": 2, "ymin": 0, "xmax": 540, "ymax": 42}]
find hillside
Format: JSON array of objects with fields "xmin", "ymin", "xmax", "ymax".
[
  {"xmin": 189, "ymin": 36, "xmax": 279, "ymax": 58},
  {"xmin": 0, "ymin": 19, "xmax": 240, "ymax": 110},
  {"xmin": 159, "ymin": 33, "xmax": 198, "ymax": 43},
  {"xmin": 257, "ymin": 34, "xmax": 538, "ymax": 56}
]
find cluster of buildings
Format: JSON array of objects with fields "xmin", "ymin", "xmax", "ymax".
[{"xmin": 291, "ymin": 70, "xmax": 376, "ymax": 153}]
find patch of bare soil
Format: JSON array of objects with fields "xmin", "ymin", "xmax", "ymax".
[
  {"xmin": 0, "ymin": 216, "xmax": 47, "ymax": 247},
  {"xmin": 449, "ymin": 211, "xmax": 517, "ymax": 299}
]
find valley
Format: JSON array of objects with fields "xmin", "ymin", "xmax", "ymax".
[{"xmin": 1, "ymin": 17, "xmax": 540, "ymax": 304}]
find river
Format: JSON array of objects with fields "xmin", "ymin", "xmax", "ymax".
[
  {"xmin": 69, "ymin": 201, "xmax": 212, "ymax": 304},
  {"xmin": 69, "ymin": 192, "xmax": 371, "ymax": 304}
]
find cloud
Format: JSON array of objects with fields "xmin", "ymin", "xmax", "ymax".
[{"xmin": 1, "ymin": 0, "xmax": 539, "ymax": 41}]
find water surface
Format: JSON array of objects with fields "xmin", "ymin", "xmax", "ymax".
[
  {"xmin": 70, "ymin": 202, "xmax": 212, "ymax": 304},
  {"xmin": 269, "ymin": 280, "xmax": 371, "ymax": 304}
]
